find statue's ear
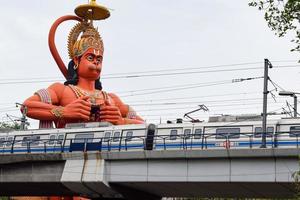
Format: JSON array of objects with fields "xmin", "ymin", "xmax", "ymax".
[{"xmin": 73, "ymin": 57, "xmax": 80, "ymax": 66}]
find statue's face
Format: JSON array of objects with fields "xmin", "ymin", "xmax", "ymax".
[{"xmin": 76, "ymin": 48, "xmax": 103, "ymax": 80}]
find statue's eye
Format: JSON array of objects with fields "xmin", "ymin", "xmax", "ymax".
[
  {"xmin": 87, "ymin": 55, "xmax": 94, "ymax": 61},
  {"xmin": 96, "ymin": 57, "xmax": 102, "ymax": 63}
]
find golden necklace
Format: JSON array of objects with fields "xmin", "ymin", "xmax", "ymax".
[{"xmin": 69, "ymin": 85, "xmax": 102, "ymax": 104}]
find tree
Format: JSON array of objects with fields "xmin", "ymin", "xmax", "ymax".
[
  {"xmin": 0, "ymin": 121, "xmax": 21, "ymax": 130},
  {"xmin": 249, "ymin": 0, "xmax": 300, "ymax": 55}
]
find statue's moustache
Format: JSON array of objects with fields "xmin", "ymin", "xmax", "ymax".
[{"xmin": 88, "ymin": 64, "xmax": 101, "ymax": 72}]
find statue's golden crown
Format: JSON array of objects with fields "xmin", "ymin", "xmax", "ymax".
[{"xmin": 68, "ymin": 22, "xmax": 103, "ymax": 59}]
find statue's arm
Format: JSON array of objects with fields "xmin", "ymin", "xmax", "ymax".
[
  {"xmin": 23, "ymin": 83, "xmax": 91, "ymax": 121},
  {"xmin": 23, "ymin": 83, "xmax": 63, "ymax": 120}
]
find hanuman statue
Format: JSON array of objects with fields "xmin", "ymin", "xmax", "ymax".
[{"xmin": 23, "ymin": 0, "xmax": 144, "ymax": 128}]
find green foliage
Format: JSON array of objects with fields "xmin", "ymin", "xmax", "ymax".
[
  {"xmin": 292, "ymin": 155, "xmax": 300, "ymax": 198},
  {"xmin": 249, "ymin": 0, "xmax": 300, "ymax": 54},
  {"xmin": 0, "ymin": 122, "xmax": 21, "ymax": 130}
]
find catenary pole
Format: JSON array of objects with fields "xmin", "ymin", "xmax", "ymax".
[{"xmin": 261, "ymin": 59, "xmax": 272, "ymax": 148}]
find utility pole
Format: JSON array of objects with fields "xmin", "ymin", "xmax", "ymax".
[
  {"xmin": 294, "ymin": 95, "xmax": 297, "ymax": 118},
  {"xmin": 16, "ymin": 103, "xmax": 28, "ymax": 130},
  {"xmin": 261, "ymin": 59, "xmax": 272, "ymax": 148}
]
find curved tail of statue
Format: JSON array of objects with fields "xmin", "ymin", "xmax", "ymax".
[{"xmin": 48, "ymin": 15, "xmax": 83, "ymax": 79}]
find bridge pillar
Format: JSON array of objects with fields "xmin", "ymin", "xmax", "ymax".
[{"xmin": 61, "ymin": 153, "xmax": 119, "ymax": 198}]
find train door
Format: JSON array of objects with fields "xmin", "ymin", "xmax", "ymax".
[
  {"xmin": 64, "ymin": 130, "xmax": 94, "ymax": 152},
  {"xmin": 73, "ymin": 132, "xmax": 94, "ymax": 151}
]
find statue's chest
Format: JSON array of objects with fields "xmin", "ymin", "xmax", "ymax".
[{"xmin": 61, "ymin": 85, "xmax": 113, "ymax": 106}]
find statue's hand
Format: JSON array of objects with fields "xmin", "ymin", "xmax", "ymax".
[
  {"xmin": 99, "ymin": 100, "xmax": 124, "ymax": 125},
  {"xmin": 62, "ymin": 96, "xmax": 91, "ymax": 121}
]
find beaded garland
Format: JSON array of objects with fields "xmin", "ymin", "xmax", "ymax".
[{"xmin": 68, "ymin": 85, "xmax": 105, "ymax": 104}]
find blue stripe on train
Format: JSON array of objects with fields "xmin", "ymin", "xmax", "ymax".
[{"xmin": 1, "ymin": 140, "xmax": 300, "ymax": 153}]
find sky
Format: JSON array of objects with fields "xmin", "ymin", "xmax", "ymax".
[{"xmin": 0, "ymin": 0, "xmax": 300, "ymax": 129}]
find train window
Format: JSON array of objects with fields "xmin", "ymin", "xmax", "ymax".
[
  {"xmin": 184, "ymin": 129, "xmax": 192, "ymax": 139},
  {"xmin": 104, "ymin": 132, "xmax": 111, "ymax": 142},
  {"xmin": 74, "ymin": 133, "xmax": 94, "ymax": 143},
  {"xmin": 194, "ymin": 129, "xmax": 202, "ymax": 139},
  {"xmin": 170, "ymin": 130, "xmax": 178, "ymax": 140},
  {"xmin": 290, "ymin": 126, "xmax": 300, "ymax": 137},
  {"xmin": 126, "ymin": 131, "xmax": 133, "ymax": 141},
  {"xmin": 0, "ymin": 137, "xmax": 5, "ymax": 147},
  {"xmin": 254, "ymin": 127, "xmax": 273, "ymax": 138},
  {"xmin": 57, "ymin": 134, "xmax": 64, "ymax": 144},
  {"xmin": 22, "ymin": 137, "xmax": 30, "ymax": 146},
  {"xmin": 31, "ymin": 135, "xmax": 40, "ymax": 146},
  {"xmin": 216, "ymin": 128, "xmax": 240, "ymax": 139},
  {"xmin": 49, "ymin": 135, "xmax": 56, "ymax": 145},
  {"xmin": 113, "ymin": 132, "xmax": 120, "ymax": 142},
  {"xmin": 6, "ymin": 137, "xmax": 13, "ymax": 146}
]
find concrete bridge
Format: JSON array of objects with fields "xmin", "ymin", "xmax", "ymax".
[{"xmin": 0, "ymin": 148, "xmax": 299, "ymax": 199}]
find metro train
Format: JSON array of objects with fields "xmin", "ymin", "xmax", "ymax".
[{"xmin": 1, "ymin": 115, "xmax": 300, "ymax": 153}]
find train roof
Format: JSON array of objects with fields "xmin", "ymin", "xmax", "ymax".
[{"xmin": 3, "ymin": 117, "xmax": 300, "ymax": 135}]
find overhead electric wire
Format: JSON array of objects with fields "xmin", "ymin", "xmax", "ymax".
[
  {"xmin": 104, "ymin": 66, "xmax": 264, "ymax": 79},
  {"xmin": 0, "ymin": 109, "xmax": 19, "ymax": 112},
  {"xmin": 0, "ymin": 90, "xmax": 282, "ymax": 109},
  {"xmin": 273, "ymin": 64, "xmax": 300, "ymax": 69},
  {"xmin": 0, "ymin": 96, "xmax": 287, "ymax": 111},
  {"xmin": 144, "ymin": 105, "xmax": 287, "ymax": 122},
  {"xmin": 104, "ymin": 61, "xmax": 263, "ymax": 75},
  {"xmin": 120, "ymin": 81, "xmax": 233, "ymax": 97},
  {"xmin": 102, "ymin": 64, "xmax": 299, "ymax": 79},
  {"xmin": 104, "ymin": 64, "xmax": 300, "ymax": 79},
  {"xmin": 130, "ymin": 97, "xmax": 264, "ymax": 106},
  {"xmin": 268, "ymin": 78, "xmax": 285, "ymax": 91},
  {"xmin": 117, "ymin": 79, "xmax": 234, "ymax": 94},
  {"xmin": 0, "ymin": 61, "xmax": 262, "ymax": 82},
  {"xmin": 135, "ymin": 101, "xmax": 285, "ymax": 112},
  {"xmin": 1, "ymin": 62, "xmax": 299, "ymax": 84},
  {"xmin": 0, "ymin": 79, "xmax": 64, "ymax": 85},
  {"xmin": 125, "ymin": 91, "xmax": 261, "ymax": 103},
  {"xmin": 120, "ymin": 75, "xmax": 263, "ymax": 97}
]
